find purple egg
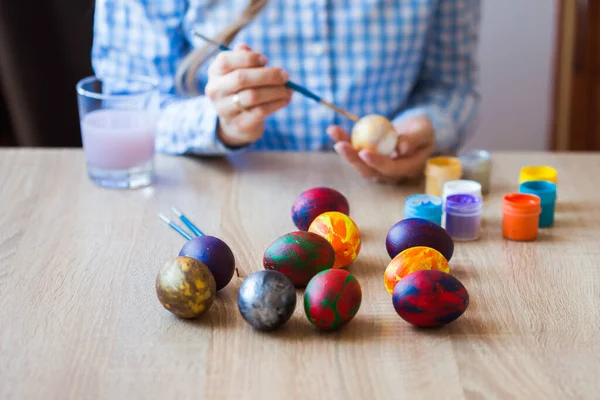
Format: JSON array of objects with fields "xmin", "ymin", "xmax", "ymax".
[
  {"xmin": 179, "ymin": 236, "xmax": 236, "ymax": 291},
  {"xmin": 385, "ymin": 218, "xmax": 454, "ymax": 261}
]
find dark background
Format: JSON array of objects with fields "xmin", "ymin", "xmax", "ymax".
[{"xmin": 0, "ymin": 0, "xmax": 95, "ymax": 147}]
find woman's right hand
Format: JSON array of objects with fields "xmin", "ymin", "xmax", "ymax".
[{"xmin": 205, "ymin": 44, "xmax": 293, "ymax": 147}]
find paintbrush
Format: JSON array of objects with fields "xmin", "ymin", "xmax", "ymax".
[
  {"xmin": 192, "ymin": 30, "xmax": 360, "ymax": 122},
  {"xmin": 170, "ymin": 206, "xmax": 204, "ymax": 236},
  {"xmin": 157, "ymin": 213, "xmax": 193, "ymax": 240}
]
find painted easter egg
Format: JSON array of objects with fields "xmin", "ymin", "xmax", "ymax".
[
  {"xmin": 386, "ymin": 218, "xmax": 454, "ymax": 261},
  {"xmin": 155, "ymin": 256, "xmax": 216, "ymax": 319},
  {"xmin": 237, "ymin": 270, "xmax": 297, "ymax": 331},
  {"xmin": 351, "ymin": 114, "xmax": 398, "ymax": 155},
  {"xmin": 384, "ymin": 246, "xmax": 450, "ymax": 294},
  {"xmin": 304, "ymin": 269, "xmax": 362, "ymax": 331},
  {"xmin": 392, "ymin": 269, "xmax": 469, "ymax": 327},
  {"xmin": 308, "ymin": 211, "xmax": 361, "ymax": 268},
  {"xmin": 291, "ymin": 187, "xmax": 350, "ymax": 231},
  {"xmin": 179, "ymin": 235, "xmax": 236, "ymax": 291},
  {"xmin": 263, "ymin": 231, "xmax": 335, "ymax": 287}
]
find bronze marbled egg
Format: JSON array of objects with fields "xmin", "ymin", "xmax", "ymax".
[{"xmin": 155, "ymin": 256, "xmax": 216, "ymax": 319}]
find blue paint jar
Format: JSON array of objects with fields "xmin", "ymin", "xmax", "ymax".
[
  {"xmin": 519, "ymin": 180, "xmax": 557, "ymax": 227},
  {"xmin": 443, "ymin": 194, "xmax": 483, "ymax": 241},
  {"xmin": 403, "ymin": 194, "xmax": 443, "ymax": 226}
]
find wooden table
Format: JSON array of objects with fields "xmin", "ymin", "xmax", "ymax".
[{"xmin": 1, "ymin": 149, "xmax": 599, "ymax": 399}]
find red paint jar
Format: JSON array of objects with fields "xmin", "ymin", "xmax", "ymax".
[{"xmin": 502, "ymin": 193, "xmax": 542, "ymax": 241}]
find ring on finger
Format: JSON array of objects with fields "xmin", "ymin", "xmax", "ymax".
[{"xmin": 232, "ymin": 93, "xmax": 249, "ymax": 112}]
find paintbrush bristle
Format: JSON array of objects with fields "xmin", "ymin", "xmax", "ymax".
[{"xmin": 157, "ymin": 213, "xmax": 172, "ymax": 224}]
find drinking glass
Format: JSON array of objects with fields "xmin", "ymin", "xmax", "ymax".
[{"xmin": 76, "ymin": 75, "xmax": 160, "ymax": 189}]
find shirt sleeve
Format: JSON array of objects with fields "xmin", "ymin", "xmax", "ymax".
[
  {"xmin": 392, "ymin": 0, "xmax": 481, "ymax": 154},
  {"xmin": 91, "ymin": 0, "xmax": 240, "ymax": 155}
]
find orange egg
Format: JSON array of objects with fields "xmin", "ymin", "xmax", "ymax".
[
  {"xmin": 308, "ymin": 211, "xmax": 361, "ymax": 268},
  {"xmin": 351, "ymin": 115, "xmax": 398, "ymax": 155},
  {"xmin": 383, "ymin": 246, "xmax": 450, "ymax": 294}
]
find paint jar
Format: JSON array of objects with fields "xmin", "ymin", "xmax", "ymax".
[
  {"xmin": 443, "ymin": 194, "xmax": 483, "ymax": 241},
  {"xmin": 425, "ymin": 156, "xmax": 462, "ymax": 197},
  {"xmin": 459, "ymin": 150, "xmax": 492, "ymax": 195},
  {"xmin": 404, "ymin": 194, "xmax": 443, "ymax": 226},
  {"xmin": 519, "ymin": 166, "xmax": 557, "ymax": 184},
  {"xmin": 502, "ymin": 193, "xmax": 542, "ymax": 241},
  {"xmin": 442, "ymin": 180, "xmax": 483, "ymax": 201},
  {"xmin": 519, "ymin": 180, "xmax": 557, "ymax": 227}
]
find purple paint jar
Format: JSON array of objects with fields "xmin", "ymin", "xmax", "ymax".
[{"xmin": 443, "ymin": 194, "xmax": 483, "ymax": 241}]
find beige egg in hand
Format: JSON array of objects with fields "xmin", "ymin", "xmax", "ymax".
[{"xmin": 351, "ymin": 115, "xmax": 398, "ymax": 155}]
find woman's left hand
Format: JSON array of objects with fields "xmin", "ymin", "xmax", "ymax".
[{"xmin": 327, "ymin": 115, "xmax": 436, "ymax": 183}]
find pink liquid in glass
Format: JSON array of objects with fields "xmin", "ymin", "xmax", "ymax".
[{"xmin": 81, "ymin": 109, "xmax": 156, "ymax": 170}]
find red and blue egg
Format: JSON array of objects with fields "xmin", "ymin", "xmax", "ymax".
[{"xmin": 392, "ymin": 269, "xmax": 469, "ymax": 327}]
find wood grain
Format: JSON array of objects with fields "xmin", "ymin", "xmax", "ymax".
[{"xmin": 1, "ymin": 149, "xmax": 599, "ymax": 400}]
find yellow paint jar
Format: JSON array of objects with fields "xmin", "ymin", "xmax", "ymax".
[
  {"xmin": 519, "ymin": 166, "xmax": 557, "ymax": 184},
  {"xmin": 425, "ymin": 156, "xmax": 462, "ymax": 197}
]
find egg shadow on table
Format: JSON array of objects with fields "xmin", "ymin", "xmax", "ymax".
[
  {"xmin": 210, "ymin": 296, "xmax": 241, "ymax": 331},
  {"xmin": 177, "ymin": 290, "xmax": 239, "ymax": 331},
  {"xmin": 260, "ymin": 314, "xmax": 375, "ymax": 343},
  {"xmin": 447, "ymin": 262, "xmax": 476, "ymax": 282},
  {"xmin": 357, "ymin": 229, "xmax": 378, "ymax": 243},
  {"xmin": 333, "ymin": 315, "xmax": 377, "ymax": 343},
  {"xmin": 254, "ymin": 318, "xmax": 315, "ymax": 341},
  {"xmin": 410, "ymin": 294, "xmax": 508, "ymax": 339},
  {"xmin": 174, "ymin": 311, "xmax": 213, "ymax": 327},
  {"xmin": 348, "ymin": 257, "xmax": 386, "ymax": 279},
  {"xmin": 411, "ymin": 315, "xmax": 509, "ymax": 340}
]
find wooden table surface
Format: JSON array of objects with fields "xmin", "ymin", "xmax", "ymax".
[{"xmin": 1, "ymin": 149, "xmax": 599, "ymax": 399}]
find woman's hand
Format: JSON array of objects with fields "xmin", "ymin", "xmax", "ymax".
[
  {"xmin": 327, "ymin": 115, "xmax": 435, "ymax": 183},
  {"xmin": 205, "ymin": 44, "xmax": 293, "ymax": 147}
]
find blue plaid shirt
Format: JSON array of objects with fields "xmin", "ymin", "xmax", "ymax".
[{"xmin": 91, "ymin": 0, "xmax": 481, "ymax": 155}]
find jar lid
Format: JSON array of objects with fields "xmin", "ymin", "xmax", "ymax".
[
  {"xmin": 459, "ymin": 150, "xmax": 491, "ymax": 167},
  {"xmin": 519, "ymin": 180, "xmax": 557, "ymax": 203},
  {"xmin": 519, "ymin": 166, "xmax": 557, "ymax": 184},
  {"xmin": 442, "ymin": 180, "xmax": 483, "ymax": 200},
  {"xmin": 405, "ymin": 194, "xmax": 442, "ymax": 210},
  {"xmin": 444, "ymin": 194, "xmax": 483, "ymax": 214},
  {"xmin": 404, "ymin": 194, "xmax": 442, "ymax": 219},
  {"xmin": 503, "ymin": 193, "xmax": 542, "ymax": 214},
  {"xmin": 425, "ymin": 156, "xmax": 462, "ymax": 177},
  {"xmin": 405, "ymin": 194, "xmax": 442, "ymax": 207}
]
